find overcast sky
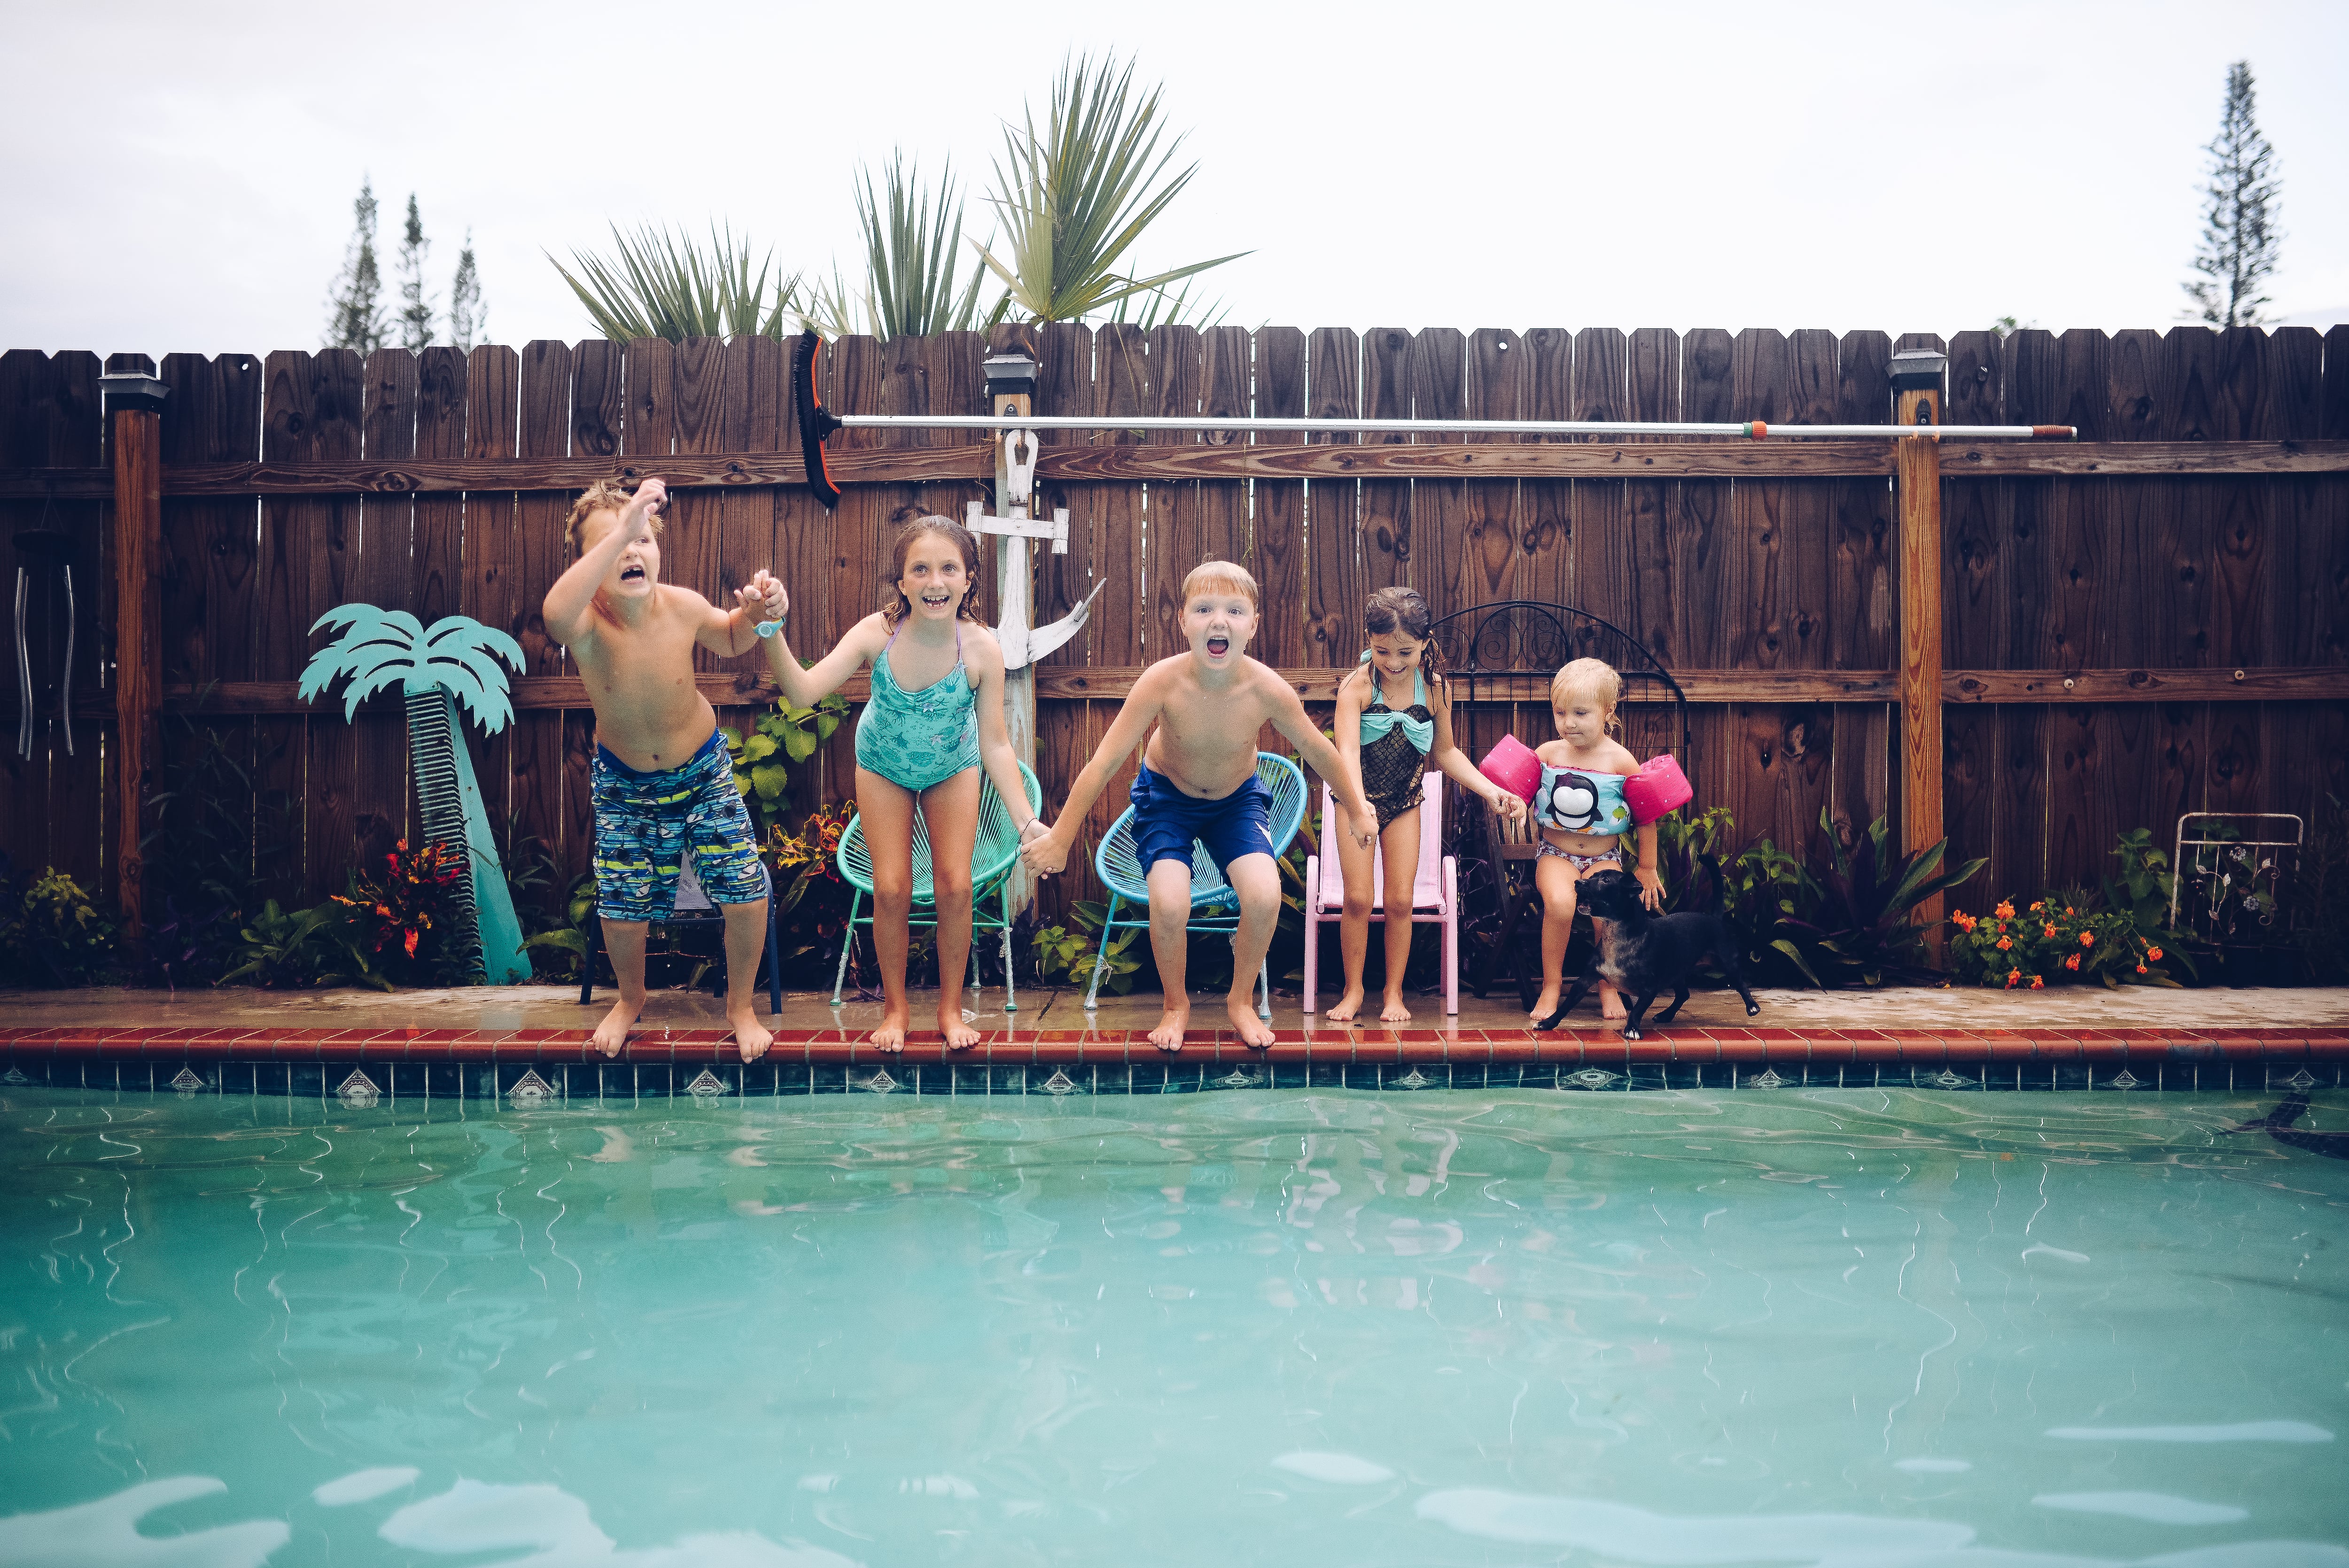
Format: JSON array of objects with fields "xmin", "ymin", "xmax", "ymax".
[{"xmin": 5, "ymin": 0, "xmax": 2343, "ymax": 358}]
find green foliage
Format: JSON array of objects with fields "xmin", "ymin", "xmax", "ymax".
[
  {"xmin": 724, "ymin": 691, "xmax": 849, "ymax": 835},
  {"xmin": 449, "ymin": 229, "xmax": 485, "ymax": 352},
  {"xmin": 763, "ymin": 803, "xmax": 858, "ymax": 969},
  {"xmin": 1033, "ymin": 899, "xmax": 1145, "ymax": 995},
  {"xmin": 2290, "ymin": 794, "xmax": 2349, "ymax": 984},
  {"xmin": 1654, "ymin": 806, "xmax": 1807, "ymax": 983},
  {"xmin": 2185, "ymin": 60, "xmax": 2280, "ymax": 328},
  {"xmin": 142, "ymin": 713, "xmax": 298, "ymax": 986},
  {"xmin": 397, "ymin": 194, "xmax": 436, "ymax": 351},
  {"xmin": 552, "ymin": 223, "xmax": 802, "ymax": 343},
  {"xmin": 807, "ymin": 154, "xmax": 1002, "ymax": 343},
  {"xmin": 2101, "ymin": 827, "xmax": 2200, "ymax": 980},
  {"xmin": 1771, "ymin": 811, "xmax": 1986, "ymax": 989},
  {"xmin": 221, "ymin": 897, "xmax": 388, "ymax": 991},
  {"xmin": 325, "ymin": 178, "xmax": 389, "ymax": 353},
  {"xmin": 1950, "ymin": 893, "xmax": 2181, "ymax": 990},
  {"xmin": 975, "ymin": 53, "xmax": 1247, "ymax": 324},
  {"xmin": 0, "ymin": 866, "xmax": 118, "ymax": 987}
]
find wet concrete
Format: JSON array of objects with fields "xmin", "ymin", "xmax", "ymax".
[{"xmin": 3, "ymin": 979, "xmax": 2342, "ymax": 1040}]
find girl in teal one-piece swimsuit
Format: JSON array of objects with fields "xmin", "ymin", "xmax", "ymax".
[{"xmin": 750, "ymin": 516, "xmax": 1044, "ymax": 1055}]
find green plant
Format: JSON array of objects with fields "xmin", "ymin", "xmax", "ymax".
[
  {"xmin": 1, "ymin": 866, "xmax": 118, "ymax": 986},
  {"xmin": 975, "ymin": 53, "xmax": 1248, "ymax": 324},
  {"xmin": 1771, "ymin": 810, "xmax": 1986, "ymax": 988},
  {"xmin": 141, "ymin": 712, "xmax": 299, "ymax": 986},
  {"xmin": 1654, "ymin": 806, "xmax": 1809, "ymax": 984},
  {"xmin": 807, "ymin": 154, "xmax": 1002, "ymax": 343},
  {"xmin": 2101, "ymin": 828, "xmax": 2199, "ymax": 980},
  {"xmin": 726, "ymin": 691, "xmax": 850, "ymax": 836},
  {"xmin": 1949, "ymin": 893, "xmax": 2181, "ymax": 990},
  {"xmin": 764, "ymin": 803, "xmax": 858, "ymax": 968},
  {"xmin": 551, "ymin": 223, "xmax": 803, "ymax": 343},
  {"xmin": 221, "ymin": 898, "xmax": 385, "ymax": 991},
  {"xmin": 1033, "ymin": 899, "xmax": 1145, "ymax": 996}
]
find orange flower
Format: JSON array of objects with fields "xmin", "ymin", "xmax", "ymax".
[
  {"xmin": 1996, "ymin": 936, "xmax": 2013, "ymax": 950},
  {"xmin": 2079, "ymin": 931, "xmax": 2095, "ymax": 947},
  {"xmin": 2030, "ymin": 900, "xmax": 2045, "ymax": 913},
  {"xmin": 2043, "ymin": 924, "xmax": 2058, "ymax": 939},
  {"xmin": 2030, "ymin": 975, "xmax": 2045, "ymax": 990},
  {"xmin": 403, "ymin": 929, "xmax": 420, "ymax": 958},
  {"xmin": 1996, "ymin": 900, "xmax": 2015, "ymax": 920},
  {"xmin": 2005, "ymin": 969, "xmax": 2022, "ymax": 988},
  {"xmin": 2065, "ymin": 954, "xmax": 2081, "ymax": 970},
  {"xmin": 2147, "ymin": 946, "xmax": 2163, "ymax": 961},
  {"xmin": 2065, "ymin": 907, "xmax": 2075, "ymax": 916},
  {"xmin": 2136, "ymin": 963, "xmax": 2147, "ymax": 974}
]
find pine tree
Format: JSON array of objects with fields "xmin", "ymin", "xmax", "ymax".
[
  {"xmin": 396, "ymin": 194, "xmax": 436, "ymax": 350},
  {"xmin": 449, "ymin": 230, "xmax": 485, "ymax": 353},
  {"xmin": 2184, "ymin": 61, "xmax": 2282, "ymax": 328},
  {"xmin": 325, "ymin": 179, "xmax": 390, "ymax": 353}
]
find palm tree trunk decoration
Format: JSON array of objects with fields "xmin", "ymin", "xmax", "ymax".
[{"xmin": 298, "ymin": 607, "xmax": 532, "ymax": 983}]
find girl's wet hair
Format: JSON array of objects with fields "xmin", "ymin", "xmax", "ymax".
[
  {"xmin": 1362, "ymin": 585, "xmax": 1442, "ymax": 685},
  {"xmin": 1551, "ymin": 656, "xmax": 1623, "ymax": 733},
  {"xmin": 882, "ymin": 513, "xmax": 984, "ymax": 626}
]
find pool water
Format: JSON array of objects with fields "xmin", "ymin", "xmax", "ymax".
[{"xmin": 2, "ymin": 1085, "xmax": 2344, "ymax": 1567}]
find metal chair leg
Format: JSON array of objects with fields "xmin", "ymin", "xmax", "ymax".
[
  {"xmin": 1000, "ymin": 883, "xmax": 1019, "ymax": 1010},
  {"xmin": 766, "ymin": 895, "xmax": 783, "ymax": 1017},
  {"xmin": 579, "ymin": 916, "xmax": 599, "ymax": 1004},
  {"xmin": 832, "ymin": 891, "xmax": 862, "ymax": 1007},
  {"xmin": 1083, "ymin": 894, "xmax": 1119, "ymax": 1010},
  {"xmin": 1257, "ymin": 956, "xmax": 1271, "ymax": 1021}
]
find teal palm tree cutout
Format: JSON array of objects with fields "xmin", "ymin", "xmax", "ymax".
[{"xmin": 299, "ymin": 606, "xmax": 532, "ymax": 984}]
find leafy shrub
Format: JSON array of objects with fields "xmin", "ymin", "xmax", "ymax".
[
  {"xmin": 1772, "ymin": 811, "xmax": 1985, "ymax": 988},
  {"xmin": 1033, "ymin": 900, "xmax": 1145, "ymax": 995},
  {"xmin": 141, "ymin": 715, "xmax": 298, "ymax": 985},
  {"xmin": 1950, "ymin": 896, "xmax": 2180, "ymax": 989},
  {"xmin": 334, "ymin": 839, "xmax": 473, "ymax": 986},
  {"xmin": 726, "ymin": 692, "xmax": 850, "ymax": 836},
  {"xmin": 1654, "ymin": 806, "xmax": 1808, "ymax": 984},
  {"xmin": 1, "ymin": 866, "xmax": 119, "ymax": 986},
  {"xmin": 222, "ymin": 899, "xmax": 385, "ymax": 990}
]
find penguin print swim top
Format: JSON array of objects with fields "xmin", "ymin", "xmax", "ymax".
[{"xmin": 1531, "ymin": 765, "xmax": 1632, "ymax": 838}]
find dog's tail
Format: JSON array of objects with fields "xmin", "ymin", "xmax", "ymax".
[{"xmin": 1694, "ymin": 853, "xmax": 1732, "ymax": 916}]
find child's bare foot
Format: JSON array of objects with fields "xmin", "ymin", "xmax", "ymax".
[
  {"xmin": 1148, "ymin": 1001, "xmax": 1190, "ymax": 1054},
  {"xmin": 1325, "ymin": 986, "xmax": 1365, "ymax": 1025},
  {"xmin": 940, "ymin": 1005, "xmax": 980, "ymax": 1049},
  {"xmin": 1529, "ymin": 986, "xmax": 1560, "ymax": 1023},
  {"xmin": 592, "ymin": 997, "xmax": 645, "ymax": 1058},
  {"xmin": 1378, "ymin": 993, "xmax": 1412, "ymax": 1024},
  {"xmin": 1226, "ymin": 994, "xmax": 1275, "ymax": 1049},
  {"xmin": 728, "ymin": 1005, "xmax": 772, "ymax": 1063},
  {"xmin": 869, "ymin": 1006, "xmax": 909, "ymax": 1054},
  {"xmin": 1599, "ymin": 983, "xmax": 1628, "ymax": 1022}
]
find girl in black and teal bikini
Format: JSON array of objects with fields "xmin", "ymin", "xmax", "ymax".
[
  {"xmin": 1529, "ymin": 657, "xmax": 1665, "ymax": 1025},
  {"xmin": 753, "ymin": 516, "xmax": 1042, "ymax": 1053},
  {"xmin": 1327, "ymin": 588, "xmax": 1527, "ymax": 1024}
]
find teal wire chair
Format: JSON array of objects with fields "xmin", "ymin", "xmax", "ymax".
[
  {"xmin": 831, "ymin": 761, "xmax": 1043, "ymax": 1009},
  {"xmin": 1083, "ymin": 753, "xmax": 1309, "ymax": 1017}
]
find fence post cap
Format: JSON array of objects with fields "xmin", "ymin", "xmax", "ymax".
[
  {"xmin": 100, "ymin": 361, "xmax": 168, "ymax": 415},
  {"xmin": 1887, "ymin": 349, "xmax": 1948, "ymax": 390},
  {"xmin": 983, "ymin": 351, "xmax": 1040, "ymax": 399}
]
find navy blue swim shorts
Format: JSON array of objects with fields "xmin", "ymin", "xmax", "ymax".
[
  {"xmin": 1128, "ymin": 764, "xmax": 1278, "ymax": 877},
  {"xmin": 591, "ymin": 728, "xmax": 768, "ymax": 921}
]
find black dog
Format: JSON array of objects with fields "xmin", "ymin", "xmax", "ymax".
[{"xmin": 1536, "ymin": 867, "xmax": 1760, "ymax": 1040}]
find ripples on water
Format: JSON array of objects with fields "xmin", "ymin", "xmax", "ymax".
[{"xmin": 1, "ymin": 1085, "xmax": 2343, "ymax": 1566}]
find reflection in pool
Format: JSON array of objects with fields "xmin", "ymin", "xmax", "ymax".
[{"xmin": 2, "ymin": 1085, "xmax": 2343, "ymax": 1565}]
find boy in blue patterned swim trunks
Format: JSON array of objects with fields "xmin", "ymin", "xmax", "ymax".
[
  {"xmin": 1022, "ymin": 561, "xmax": 1380, "ymax": 1053},
  {"xmin": 542, "ymin": 478, "xmax": 783, "ymax": 1062}
]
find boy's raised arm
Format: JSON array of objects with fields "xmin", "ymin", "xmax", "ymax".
[
  {"xmin": 1268, "ymin": 676, "xmax": 1378, "ymax": 848},
  {"xmin": 543, "ymin": 478, "xmax": 661, "ymax": 648},
  {"xmin": 1022, "ymin": 671, "xmax": 1166, "ymax": 875}
]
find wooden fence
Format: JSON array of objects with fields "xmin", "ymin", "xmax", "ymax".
[{"xmin": 3, "ymin": 323, "xmax": 2345, "ymax": 939}]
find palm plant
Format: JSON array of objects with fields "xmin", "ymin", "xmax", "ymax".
[
  {"xmin": 1771, "ymin": 810, "xmax": 1987, "ymax": 989},
  {"xmin": 975, "ymin": 53, "xmax": 1248, "ymax": 323},
  {"xmin": 551, "ymin": 223, "xmax": 802, "ymax": 342},
  {"xmin": 299, "ymin": 606, "xmax": 531, "ymax": 982},
  {"xmin": 807, "ymin": 154, "xmax": 1002, "ymax": 343}
]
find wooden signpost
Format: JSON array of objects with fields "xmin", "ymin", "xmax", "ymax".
[
  {"xmin": 1890, "ymin": 348, "xmax": 1947, "ymax": 948},
  {"xmin": 100, "ymin": 354, "xmax": 167, "ymax": 950}
]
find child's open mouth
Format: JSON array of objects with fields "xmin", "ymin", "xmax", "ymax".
[
  {"xmin": 1205, "ymin": 635, "xmax": 1229, "ymax": 658},
  {"xmin": 922, "ymin": 592, "xmax": 952, "ymax": 609},
  {"xmin": 619, "ymin": 564, "xmax": 646, "ymax": 583}
]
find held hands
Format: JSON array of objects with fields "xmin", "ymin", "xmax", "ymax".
[
  {"xmin": 1487, "ymin": 788, "xmax": 1527, "ymax": 823},
  {"xmin": 1635, "ymin": 864, "xmax": 1665, "ymax": 912},
  {"xmin": 1020, "ymin": 821, "xmax": 1070, "ymax": 877},
  {"xmin": 735, "ymin": 569, "xmax": 789, "ymax": 633}
]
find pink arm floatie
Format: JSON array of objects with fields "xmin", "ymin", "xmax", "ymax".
[
  {"xmin": 1623, "ymin": 753, "xmax": 1692, "ymax": 824},
  {"xmin": 1478, "ymin": 734, "xmax": 1543, "ymax": 803}
]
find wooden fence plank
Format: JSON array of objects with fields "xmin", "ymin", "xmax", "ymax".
[
  {"xmin": 459, "ymin": 343, "xmax": 521, "ymax": 881},
  {"xmin": 1408, "ymin": 327, "xmax": 1467, "ymax": 625},
  {"xmin": 1359, "ymin": 327, "xmax": 1413, "ymax": 595},
  {"xmin": 0, "ymin": 352, "xmax": 55, "ymax": 875},
  {"xmin": 1518, "ymin": 327, "xmax": 1574, "ymax": 656},
  {"xmin": 1144, "ymin": 325, "xmax": 1208, "ymax": 655},
  {"xmin": 1569, "ymin": 326, "xmax": 1629, "ymax": 633},
  {"xmin": 352, "ymin": 348, "xmax": 418, "ymax": 863},
  {"xmin": 508, "ymin": 341, "xmax": 572, "ymax": 878},
  {"xmin": 1303, "ymin": 328, "xmax": 1361, "ymax": 671},
  {"xmin": 1832, "ymin": 330, "xmax": 1894, "ymax": 858},
  {"xmin": 1252, "ymin": 326, "xmax": 1307, "ymax": 670},
  {"xmin": 1092, "ymin": 323, "xmax": 1152, "ymax": 665},
  {"xmin": 2045, "ymin": 329, "xmax": 2112, "ymax": 889}
]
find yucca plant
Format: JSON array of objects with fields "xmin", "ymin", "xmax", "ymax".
[
  {"xmin": 808, "ymin": 154, "xmax": 1002, "ymax": 343},
  {"xmin": 1771, "ymin": 810, "xmax": 1988, "ymax": 989},
  {"xmin": 551, "ymin": 223, "xmax": 802, "ymax": 342},
  {"xmin": 976, "ymin": 53, "xmax": 1248, "ymax": 323}
]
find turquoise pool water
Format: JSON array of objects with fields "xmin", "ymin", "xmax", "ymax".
[{"xmin": 2, "ymin": 1085, "xmax": 2344, "ymax": 1567}]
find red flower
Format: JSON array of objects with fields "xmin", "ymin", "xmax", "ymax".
[
  {"xmin": 1996, "ymin": 936, "xmax": 2013, "ymax": 951},
  {"xmin": 2147, "ymin": 946, "xmax": 2163, "ymax": 961},
  {"xmin": 2030, "ymin": 900, "xmax": 2046, "ymax": 914},
  {"xmin": 2065, "ymin": 954, "xmax": 2081, "ymax": 971},
  {"xmin": 2079, "ymin": 931, "xmax": 2095, "ymax": 947},
  {"xmin": 2005, "ymin": 969, "xmax": 2022, "ymax": 988},
  {"xmin": 2043, "ymin": 924, "xmax": 2058, "ymax": 939},
  {"xmin": 2030, "ymin": 975, "xmax": 2045, "ymax": 990},
  {"xmin": 1995, "ymin": 901, "xmax": 2015, "ymax": 920},
  {"xmin": 403, "ymin": 929, "xmax": 420, "ymax": 958},
  {"xmin": 2136, "ymin": 963, "xmax": 2147, "ymax": 974}
]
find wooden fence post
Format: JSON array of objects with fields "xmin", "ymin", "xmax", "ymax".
[
  {"xmin": 986, "ymin": 348, "xmax": 1040, "ymax": 917},
  {"xmin": 100, "ymin": 354, "xmax": 167, "ymax": 947},
  {"xmin": 1890, "ymin": 348, "xmax": 1945, "ymax": 950}
]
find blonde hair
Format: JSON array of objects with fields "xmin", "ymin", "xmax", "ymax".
[
  {"xmin": 1551, "ymin": 657, "xmax": 1623, "ymax": 732},
  {"xmin": 566, "ymin": 479, "xmax": 665, "ymax": 554},
  {"xmin": 1180, "ymin": 559, "xmax": 1259, "ymax": 610}
]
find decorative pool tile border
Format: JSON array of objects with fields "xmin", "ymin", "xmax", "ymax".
[{"xmin": 2, "ymin": 1025, "xmax": 2343, "ymax": 1101}]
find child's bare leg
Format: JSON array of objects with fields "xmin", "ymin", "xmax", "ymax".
[
  {"xmin": 1376, "ymin": 810, "xmax": 1422, "ymax": 1023},
  {"xmin": 592, "ymin": 919, "xmax": 650, "ymax": 1056},
  {"xmin": 1144, "ymin": 860, "xmax": 1195, "ymax": 1052},
  {"xmin": 854, "ymin": 768, "xmax": 919, "ymax": 1053},
  {"xmin": 716, "ymin": 898, "xmax": 773, "ymax": 1062},
  {"xmin": 1327, "ymin": 824, "xmax": 1380, "ymax": 1024},
  {"xmin": 922, "ymin": 769, "xmax": 982, "ymax": 1048},
  {"xmin": 1531, "ymin": 855, "xmax": 1579, "ymax": 1021},
  {"xmin": 1223, "ymin": 854, "xmax": 1281, "ymax": 1048}
]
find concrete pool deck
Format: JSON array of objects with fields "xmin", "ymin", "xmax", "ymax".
[{"xmin": 4, "ymin": 982, "xmax": 2346, "ymax": 1097}]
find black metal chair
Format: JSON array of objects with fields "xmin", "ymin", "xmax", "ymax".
[
  {"xmin": 1424, "ymin": 601, "xmax": 1690, "ymax": 1009},
  {"xmin": 579, "ymin": 854, "xmax": 785, "ymax": 1015}
]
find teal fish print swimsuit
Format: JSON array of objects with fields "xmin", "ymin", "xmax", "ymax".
[
  {"xmin": 855, "ymin": 621, "xmax": 981, "ymax": 792},
  {"xmin": 592, "ymin": 728, "xmax": 768, "ymax": 921}
]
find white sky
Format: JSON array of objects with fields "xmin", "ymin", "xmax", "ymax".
[{"xmin": 4, "ymin": 0, "xmax": 2344, "ymax": 357}]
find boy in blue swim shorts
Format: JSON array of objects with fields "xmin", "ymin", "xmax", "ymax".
[
  {"xmin": 542, "ymin": 478, "xmax": 785, "ymax": 1061},
  {"xmin": 1023, "ymin": 561, "xmax": 1378, "ymax": 1053}
]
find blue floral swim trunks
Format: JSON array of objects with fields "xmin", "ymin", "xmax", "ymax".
[{"xmin": 591, "ymin": 728, "xmax": 768, "ymax": 921}]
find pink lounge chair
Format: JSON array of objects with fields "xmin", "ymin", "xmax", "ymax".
[{"xmin": 1303, "ymin": 773, "xmax": 1459, "ymax": 1017}]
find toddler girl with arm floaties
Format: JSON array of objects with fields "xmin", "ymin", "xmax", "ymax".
[
  {"xmin": 747, "ymin": 514, "xmax": 1043, "ymax": 1053},
  {"xmin": 1526, "ymin": 657, "xmax": 1664, "ymax": 1026},
  {"xmin": 1325, "ymin": 587, "xmax": 1527, "ymax": 1024}
]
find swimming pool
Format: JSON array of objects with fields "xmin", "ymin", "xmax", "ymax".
[{"xmin": 3, "ymin": 1084, "xmax": 2343, "ymax": 1566}]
